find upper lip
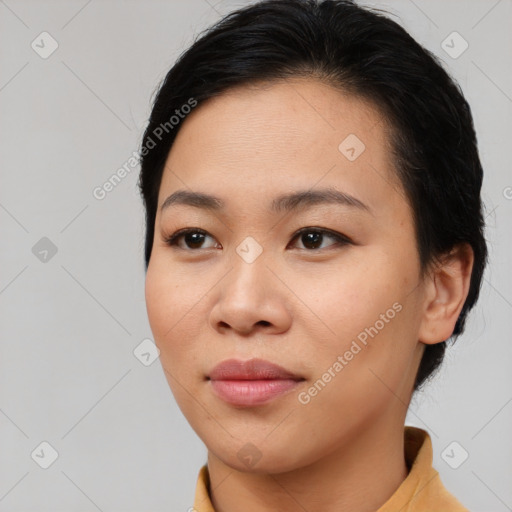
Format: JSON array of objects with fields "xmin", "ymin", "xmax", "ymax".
[{"xmin": 208, "ymin": 358, "xmax": 303, "ymax": 381}]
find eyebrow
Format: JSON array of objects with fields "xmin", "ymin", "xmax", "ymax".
[{"xmin": 160, "ymin": 187, "xmax": 372, "ymax": 215}]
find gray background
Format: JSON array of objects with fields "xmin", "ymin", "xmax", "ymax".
[{"xmin": 1, "ymin": 0, "xmax": 511, "ymax": 510}]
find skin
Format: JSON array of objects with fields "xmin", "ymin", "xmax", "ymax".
[{"xmin": 144, "ymin": 77, "xmax": 474, "ymax": 512}]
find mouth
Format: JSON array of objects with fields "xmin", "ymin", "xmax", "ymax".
[{"xmin": 207, "ymin": 358, "xmax": 305, "ymax": 407}]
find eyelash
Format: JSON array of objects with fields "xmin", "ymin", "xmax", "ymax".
[{"xmin": 163, "ymin": 227, "xmax": 352, "ymax": 252}]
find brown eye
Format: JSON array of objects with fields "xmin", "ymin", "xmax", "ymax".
[
  {"xmin": 164, "ymin": 229, "xmax": 219, "ymax": 250},
  {"xmin": 290, "ymin": 228, "xmax": 351, "ymax": 251},
  {"xmin": 299, "ymin": 231, "xmax": 323, "ymax": 249},
  {"xmin": 164, "ymin": 227, "xmax": 351, "ymax": 252}
]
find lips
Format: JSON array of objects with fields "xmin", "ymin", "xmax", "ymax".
[
  {"xmin": 208, "ymin": 358, "xmax": 303, "ymax": 381},
  {"xmin": 207, "ymin": 358, "xmax": 304, "ymax": 407}
]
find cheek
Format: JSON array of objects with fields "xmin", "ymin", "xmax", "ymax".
[
  {"xmin": 145, "ymin": 259, "xmax": 210, "ymax": 415},
  {"xmin": 145, "ymin": 262, "xmax": 175, "ymax": 341},
  {"xmin": 144, "ymin": 258, "xmax": 205, "ymax": 364},
  {"xmin": 293, "ymin": 249, "xmax": 418, "ymax": 379},
  {"xmin": 292, "ymin": 253, "xmax": 396, "ymax": 341}
]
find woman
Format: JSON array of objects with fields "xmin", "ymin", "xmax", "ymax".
[{"xmin": 138, "ymin": 0, "xmax": 488, "ymax": 510}]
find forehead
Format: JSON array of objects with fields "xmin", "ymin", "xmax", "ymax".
[{"xmin": 158, "ymin": 78, "xmax": 405, "ymax": 218}]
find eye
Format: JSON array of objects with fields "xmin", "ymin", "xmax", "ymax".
[
  {"xmin": 289, "ymin": 227, "xmax": 351, "ymax": 251},
  {"xmin": 164, "ymin": 228, "xmax": 219, "ymax": 250},
  {"xmin": 164, "ymin": 227, "xmax": 351, "ymax": 252}
]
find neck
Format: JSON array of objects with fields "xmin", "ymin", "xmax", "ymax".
[{"xmin": 207, "ymin": 414, "xmax": 409, "ymax": 512}]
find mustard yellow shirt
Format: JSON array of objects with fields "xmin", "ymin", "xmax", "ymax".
[{"xmin": 192, "ymin": 426, "xmax": 469, "ymax": 511}]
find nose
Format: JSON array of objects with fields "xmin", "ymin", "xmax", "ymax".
[{"xmin": 208, "ymin": 249, "xmax": 292, "ymax": 336}]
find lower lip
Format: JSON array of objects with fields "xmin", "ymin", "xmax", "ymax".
[{"xmin": 209, "ymin": 379, "xmax": 302, "ymax": 406}]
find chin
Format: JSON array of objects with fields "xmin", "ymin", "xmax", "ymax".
[
  {"xmin": 219, "ymin": 452, "xmax": 301, "ymax": 475},
  {"xmin": 207, "ymin": 434, "xmax": 317, "ymax": 475}
]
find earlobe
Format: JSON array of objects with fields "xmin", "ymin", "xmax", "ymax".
[{"xmin": 418, "ymin": 243, "xmax": 474, "ymax": 345}]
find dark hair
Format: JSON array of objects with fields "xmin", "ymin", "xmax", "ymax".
[{"xmin": 137, "ymin": 0, "xmax": 488, "ymax": 390}]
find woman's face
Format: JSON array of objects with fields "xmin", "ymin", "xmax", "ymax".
[{"xmin": 145, "ymin": 78, "xmax": 430, "ymax": 472}]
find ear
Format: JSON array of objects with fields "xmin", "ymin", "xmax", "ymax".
[{"xmin": 418, "ymin": 243, "xmax": 474, "ymax": 345}]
